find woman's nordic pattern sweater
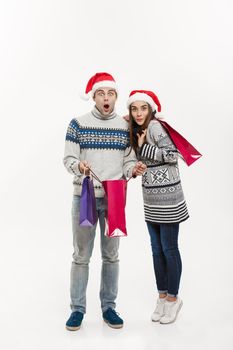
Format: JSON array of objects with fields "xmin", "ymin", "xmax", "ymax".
[
  {"xmin": 138, "ymin": 119, "xmax": 189, "ymax": 224},
  {"xmin": 63, "ymin": 107, "xmax": 137, "ymax": 197}
]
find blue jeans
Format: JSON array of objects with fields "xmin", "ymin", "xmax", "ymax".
[
  {"xmin": 70, "ymin": 195, "xmax": 120, "ymax": 314},
  {"xmin": 146, "ymin": 222, "xmax": 182, "ymax": 297}
]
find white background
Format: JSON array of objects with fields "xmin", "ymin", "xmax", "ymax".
[{"xmin": 0, "ymin": 0, "xmax": 233, "ymax": 349}]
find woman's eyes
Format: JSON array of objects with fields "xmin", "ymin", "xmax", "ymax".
[{"xmin": 132, "ymin": 107, "xmax": 147, "ymax": 112}]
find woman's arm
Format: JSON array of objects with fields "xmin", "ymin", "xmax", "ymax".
[{"xmin": 139, "ymin": 121, "xmax": 178, "ymax": 164}]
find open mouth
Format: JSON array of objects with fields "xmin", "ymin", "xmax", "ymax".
[{"xmin": 104, "ymin": 104, "xmax": 110, "ymax": 109}]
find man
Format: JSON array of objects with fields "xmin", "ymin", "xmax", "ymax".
[{"xmin": 63, "ymin": 72, "xmax": 145, "ymax": 330}]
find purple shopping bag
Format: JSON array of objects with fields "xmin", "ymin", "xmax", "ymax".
[{"xmin": 79, "ymin": 176, "xmax": 97, "ymax": 226}]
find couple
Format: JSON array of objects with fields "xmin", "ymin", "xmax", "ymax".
[{"xmin": 63, "ymin": 72, "xmax": 188, "ymax": 330}]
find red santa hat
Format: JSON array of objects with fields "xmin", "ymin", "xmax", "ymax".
[
  {"xmin": 81, "ymin": 72, "xmax": 118, "ymax": 100},
  {"xmin": 127, "ymin": 90, "xmax": 161, "ymax": 112}
]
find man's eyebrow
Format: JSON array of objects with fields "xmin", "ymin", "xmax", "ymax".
[{"xmin": 95, "ymin": 89, "xmax": 116, "ymax": 94}]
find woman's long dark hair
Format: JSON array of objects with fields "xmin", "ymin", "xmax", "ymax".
[{"xmin": 129, "ymin": 103, "xmax": 155, "ymax": 154}]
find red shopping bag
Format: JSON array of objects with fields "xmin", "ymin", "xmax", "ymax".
[
  {"xmin": 158, "ymin": 119, "xmax": 202, "ymax": 166},
  {"xmin": 102, "ymin": 179, "xmax": 128, "ymax": 237}
]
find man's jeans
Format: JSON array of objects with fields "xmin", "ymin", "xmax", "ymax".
[
  {"xmin": 70, "ymin": 195, "xmax": 119, "ymax": 314},
  {"xmin": 146, "ymin": 222, "xmax": 182, "ymax": 297}
]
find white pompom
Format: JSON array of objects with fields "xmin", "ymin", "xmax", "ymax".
[
  {"xmin": 79, "ymin": 92, "xmax": 90, "ymax": 100},
  {"xmin": 156, "ymin": 112, "xmax": 165, "ymax": 120}
]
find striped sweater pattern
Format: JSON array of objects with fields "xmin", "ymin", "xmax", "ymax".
[{"xmin": 138, "ymin": 120, "xmax": 189, "ymax": 224}]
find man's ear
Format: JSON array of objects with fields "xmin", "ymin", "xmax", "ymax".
[{"xmin": 123, "ymin": 115, "xmax": 129, "ymax": 122}]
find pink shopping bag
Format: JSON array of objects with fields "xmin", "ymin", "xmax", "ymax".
[
  {"xmin": 158, "ymin": 119, "xmax": 202, "ymax": 166},
  {"xmin": 102, "ymin": 179, "xmax": 128, "ymax": 237}
]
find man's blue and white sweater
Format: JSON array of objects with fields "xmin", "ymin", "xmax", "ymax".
[{"xmin": 63, "ymin": 106, "xmax": 137, "ymax": 197}]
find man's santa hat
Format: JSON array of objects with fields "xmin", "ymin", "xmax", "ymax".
[
  {"xmin": 127, "ymin": 90, "xmax": 161, "ymax": 113},
  {"xmin": 81, "ymin": 72, "xmax": 118, "ymax": 100}
]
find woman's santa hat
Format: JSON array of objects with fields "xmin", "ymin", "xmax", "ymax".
[
  {"xmin": 127, "ymin": 90, "xmax": 161, "ymax": 113},
  {"xmin": 81, "ymin": 72, "xmax": 118, "ymax": 100}
]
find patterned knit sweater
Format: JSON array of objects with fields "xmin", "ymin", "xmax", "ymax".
[
  {"xmin": 138, "ymin": 119, "xmax": 189, "ymax": 224},
  {"xmin": 63, "ymin": 107, "xmax": 137, "ymax": 197}
]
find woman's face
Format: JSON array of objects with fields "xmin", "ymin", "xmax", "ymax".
[{"xmin": 130, "ymin": 101, "xmax": 150, "ymax": 125}]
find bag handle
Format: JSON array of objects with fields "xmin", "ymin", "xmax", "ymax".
[
  {"xmin": 90, "ymin": 168, "xmax": 133, "ymax": 184},
  {"xmin": 126, "ymin": 176, "xmax": 133, "ymax": 182},
  {"xmin": 89, "ymin": 169, "xmax": 102, "ymax": 184}
]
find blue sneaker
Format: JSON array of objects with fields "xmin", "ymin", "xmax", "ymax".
[
  {"xmin": 103, "ymin": 308, "xmax": 124, "ymax": 329},
  {"xmin": 66, "ymin": 311, "xmax": 84, "ymax": 331}
]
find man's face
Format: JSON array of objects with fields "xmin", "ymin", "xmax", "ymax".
[{"xmin": 93, "ymin": 87, "xmax": 117, "ymax": 116}]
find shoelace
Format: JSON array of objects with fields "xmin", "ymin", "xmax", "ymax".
[
  {"xmin": 106, "ymin": 309, "xmax": 120, "ymax": 320},
  {"xmin": 163, "ymin": 303, "xmax": 174, "ymax": 317},
  {"xmin": 155, "ymin": 302, "xmax": 164, "ymax": 313},
  {"xmin": 71, "ymin": 312, "xmax": 82, "ymax": 320}
]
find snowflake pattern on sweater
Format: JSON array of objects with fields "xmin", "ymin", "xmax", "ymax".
[
  {"xmin": 138, "ymin": 119, "xmax": 189, "ymax": 224},
  {"xmin": 63, "ymin": 107, "xmax": 136, "ymax": 198},
  {"xmin": 66, "ymin": 118, "xmax": 129, "ymax": 150}
]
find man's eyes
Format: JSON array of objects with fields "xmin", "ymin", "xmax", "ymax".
[{"xmin": 97, "ymin": 92, "xmax": 114, "ymax": 96}]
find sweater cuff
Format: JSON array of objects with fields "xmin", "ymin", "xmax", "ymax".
[
  {"xmin": 125, "ymin": 166, "xmax": 134, "ymax": 179},
  {"xmin": 69, "ymin": 160, "xmax": 81, "ymax": 176}
]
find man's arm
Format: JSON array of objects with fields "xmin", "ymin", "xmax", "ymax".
[
  {"xmin": 123, "ymin": 146, "xmax": 146, "ymax": 178},
  {"xmin": 63, "ymin": 119, "xmax": 82, "ymax": 176}
]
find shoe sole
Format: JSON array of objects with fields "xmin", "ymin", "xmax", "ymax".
[
  {"xmin": 152, "ymin": 313, "xmax": 164, "ymax": 322},
  {"xmin": 160, "ymin": 301, "xmax": 183, "ymax": 325},
  {"xmin": 103, "ymin": 319, "xmax": 123, "ymax": 329},
  {"xmin": 66, "ymin": 325, "xmax": 81, "ymax": 331},
  {"xmin": 151, "ymin": 317, "xmax": 162, "ymax": 322}
]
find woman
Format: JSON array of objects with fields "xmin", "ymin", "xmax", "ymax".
[{"xmin": 127, "ymin": 90, "xmax": 189, "ymax": 324}]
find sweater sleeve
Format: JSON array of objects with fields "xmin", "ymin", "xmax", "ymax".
[
  {"xmin": 122, "ymin": 146, "xmax": 137, "ymax": 178},
  {"xmin": 63, "ymin": 119, "xmax": 82, "ymax": 176},
  {"xmin": 139, "ymin": 121, "xmax": 178, "ymax": 164}
]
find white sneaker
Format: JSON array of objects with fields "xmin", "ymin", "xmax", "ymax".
[
  {"xmin": 151, "ymin": 298, "xmax": 166, "ymax": 322},
  {"xmin": 160, "ymin": 297, "xmax": 183, "ymax": 324}
]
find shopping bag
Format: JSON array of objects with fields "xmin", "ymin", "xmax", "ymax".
[
  {"xmin": 79, "ymin": 176, "xmax": 97, "ymax": 226},
  {"xmin": 102, "ymin": 179, "xmax": 128, "ymax": 237},
  {"xmin": 158, "ymin": 119, "xmax": 202, "ymax": 166}
]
